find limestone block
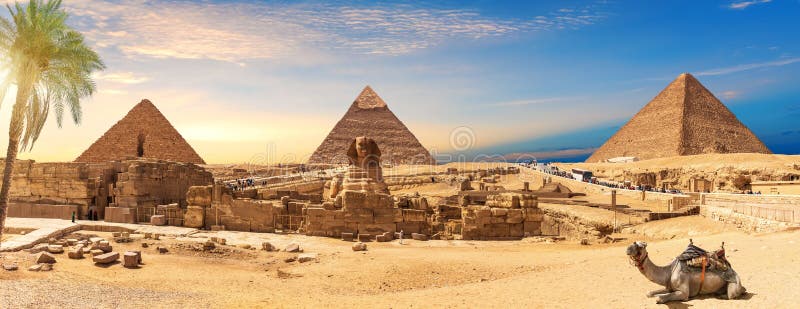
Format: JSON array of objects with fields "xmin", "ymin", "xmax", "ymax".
[
  {"xmin": 341, "ymin": 233, "xmax": 355, "ymax": 242},
  {"xmin": 261, "ymin": 242, "xmax": 276, "ymax": 252},
  {"xmin": 357, "ymin": 234, "xmax": 373, "ymax": 242},
  {"xmin": 47, "ymin": 245, "xmax": 64, "ymax": 254},
  {"xmin": 352, "ymin": 242, "xmax": 367, "ymax": 251},
  {"xmin": 93, "ymin": 252, "xmax": 120, "ymax": 264},
  {"xmin": 68, "ymin": 246, "xmax": 85, "ymax": 259},
  {"xmin": 184, "ymin": 206, "xmax": 205, "ymax": 228},
  {"xmin": 123, "ymin": 251, "xmax": 141, "ymax": 268},
  {"xmin": 298, "ymin": 253, "xmax": 317, "ymax": 263},
  {"xmin": 150, "ymin": 215, "xmax": 167, "ymax": 226},
  {"xmin": 506, "ymin": 209, "xmax": 524, "ymax": 224},
  {"xmin": 186, "ymin": 185, "xmax": 213, "ymax": 207},
  {"xmin": 402, "ymin": 209, "xmax": 426, "ymax": 222},
  {"xmin": 284, "ymin": 243, "xmax": 302, "ymax": 252},
  {"xmin": 491, "ymin": 208, "xmax": 508, "ymax": 217},
  {"xmin": 33, "ymin": 252, "xmax": 56, "ymax": 264},
  {"xmin": 90, "ymin": 249, "xmax": 104, "ymax": 256},
  {"xmin": 411, "ymin": 233, "xmax": 428, "ymax": 241}
]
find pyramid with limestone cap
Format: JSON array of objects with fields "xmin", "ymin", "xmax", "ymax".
[
  {"xmin": 75, "ymin": 99, "xmax": 205, "ymax": 164},
  {"xmin": 586, "ymin": 73, "xmax": 770, "ymax": 163},
  {"xmin": 308, "ymin": 86, "xmax": 435, "ymax": 165}
]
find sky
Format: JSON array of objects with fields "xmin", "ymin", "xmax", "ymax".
[{"xmin": 0, "ymin": 0, "xmax": 799, "ymax": 164}]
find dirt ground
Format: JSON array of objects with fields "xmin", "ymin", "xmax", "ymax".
[{"xmin": 1, "ymin": 219, "xmax": 798, "ymax": 308}]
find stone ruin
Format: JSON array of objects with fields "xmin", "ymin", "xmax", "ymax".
[
  {"xmin": 180, "ymin": 137, "xmax": 544, "ymax": 241},
  {"xmin": 1, "ymin": 158, "xmax": 212, "ymax": 222}
]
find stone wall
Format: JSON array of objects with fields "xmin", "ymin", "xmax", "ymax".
[
  {"xmin": 112, "ymin": 160, "xmax": 213, "ymax": 209},
  {"xmin": 700, "ymin": 205, "xmax": 797, "ymax": 232},
  {"xmin": 461, "ymin": 193, "xmax": 542, "ymax": 240},
  {"xmin": 701, "ymin": 193, "xmax": 800, "ymax": 223},
  {"xmin": 5, "ymin": 203, "xmax": 80, "ymax": 220},
  {"xmin": 3, "ymin": 159, "xmax": 212, "ymax": 222}
]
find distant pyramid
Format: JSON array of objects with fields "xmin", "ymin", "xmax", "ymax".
[
  {"xmin": 309, "ymin": 86, "xmax": 435, "ymax": 165},
  {"xmin": 75, "ymin": 99, "xmax": 205, "ymax": 164},
  {"xmin": 586, "ymin": 73, "xmax": 770, "ymax": 163}
]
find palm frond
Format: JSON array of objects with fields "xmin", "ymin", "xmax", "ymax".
[{"xmin": 1, "ymin": 0, "xmax": 103, "ymax": 151}]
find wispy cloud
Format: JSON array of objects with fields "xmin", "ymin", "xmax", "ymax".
[
  {"xmin": 695, "ymin": 57, "xmax": 800, "ymax": 76},
  {"xmin": 720, "ymin": 90, "xmax": 741, "ymax": 99},
  {"xmin": 93, "ymin": 72, "xmax": 150, "ymax": 84},
  {"xmin": 58, "ymin": 0, "xmax": 608, "ymax": 63},
  {"xmin": 486, "ymin": 96, "xmax": 581, "ymax": 107},
  {"xmin": 728, "ymin": 0, "xmax": 772, "ymax": 10}
]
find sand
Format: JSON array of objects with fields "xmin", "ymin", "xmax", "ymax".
[{"xmin": 1, "ymin": 221, "xmax": 798, "ymax": 308}]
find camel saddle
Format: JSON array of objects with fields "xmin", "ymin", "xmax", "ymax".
[{"xmin": 676, "ymin": 242, "xmax": 737, "ymax": 283}]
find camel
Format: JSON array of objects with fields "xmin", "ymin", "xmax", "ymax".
[{"xmin": 626, "ymin": 241, "xmax": 746, "ymax": 304}]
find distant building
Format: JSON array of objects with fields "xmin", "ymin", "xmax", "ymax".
[{"xmin": 750, "ymin": 181, "xmax": 800, "ymax": 195}]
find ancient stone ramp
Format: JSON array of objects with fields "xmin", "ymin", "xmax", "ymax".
[
  {"xmin": 587, "ymin": 73, "xmax": 770, "ymax": 163},
  {"xmin": 0, "ymin": 218, "xmax": 81, "ymax": 252},
  {"xmin": 75, "ymin": 99, "xmax": 205, "ymax": 164},
  {"xmin": 308, "ymin": 86, "xmax": 435, "ymax": 165}
]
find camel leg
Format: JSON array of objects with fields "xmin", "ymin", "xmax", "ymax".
[
  {"xmin": 656, "ymin": 290, "xmax": 689, "ymax": 304},
  {"xmin": 647, "ymin": 288, "xmax": 671, "ymax": 298}
]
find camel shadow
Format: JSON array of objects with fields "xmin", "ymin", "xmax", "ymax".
[{"xmin": 663, "ymin": 292, "xmax": 756, "ymax": 308}]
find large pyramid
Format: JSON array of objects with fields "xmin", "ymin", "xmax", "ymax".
[
  {"xmin": 75, "ymin": 99, "xmax": 205, "ymax": 164},
  {"xmin": 308, "ymin": 86, "xmax": 435, "ymax": 165},
  {"xmin": 586, "ymin": 73, "xmax": 770, "ymax": 163}
]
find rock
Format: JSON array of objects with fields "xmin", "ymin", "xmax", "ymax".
[
  {"xmin": 261, "ymin": 242, "xmax": 276, "ymax": 252},
  {"xmin": 153, "ymin": 234, "xmax": 161, "ymax": 240},
  {"xmin": 141, "ymin": 243, "xmax": 149, "ymax": 248},
  {"xmin": 284, "ymin": 256, "xmax": 297, "ymax": 263},
  {"xmin": 341, "ymin": 232, "xmax": 355, "ymax": 242},
  {"xmin": 27, "ymin": 243, "xmax": 49, "ymax": 254},
  {"xmin": 93, "ymin": 252, "xmax": 120, "ymax": 264},
  {"xmin": 580, "ymin": 238, "xmax": 590, "ymax": 245},
  {"xmin": 151, "ymin": 215, "xmax": 167, "ymax": 226},
  {"xmin": 411, "ymin": 233, "xmax": 429, "ymax": 241},
  {"xmin": 28, "ymin": 264, "xmax": 42, "ymax": 272},
  {"xmin": 68, "ymin": 245, "xmax": 85, "ymax": 259},
  {"xmin": 144, "ymin": 233, "xmax": 153, "ymax": 239},
  {"xmin": 156, "ymin": 246, "xmax": 169, "ymax": 254},
  {"xmin": 123, "ymin": 251, "xmax": 141, "ymax": 268},
  {"xmin": 90, "ymin": 249, "xmax": 105, "ymax": 256},
  {"xmin": 121, "ymin": 232, "xmax": 130, "ymax": 238},
  {"xmin": 216, "ymin": 238, "xmax": 225, "ymax": 245},
  {"xmin": 237, "ymin": 244, "xmax": 252, "ymax": 250},
  {"xmin": 298, "ymin": 253, "xmax": 317, "ymax": 263},
  {"xmin": 357, "ymin": 234, "xmax": 373, "ymax": 242},
  {"xmin": 47, "ymin": 244, "xmax": 64, "ymax": 254},
  {"xmin": 2, "ymin": 263, "xmax": 18, "ymax": 271},
  {"xmin": 66, "ymin": 239, "xmax": 78, "ymax": 246},
  {"xmin": 82, "ymin": 247, "xmax": 93, "ymax": 255},
  {"xmin": 203, "ymin": 241, "xmax": 216, "ymax": 251},
  {"xmin": 89, "ymin": 237, "xmax": 105, "ymax": 243},
  {"xmin": 40, "ymin": 263, "xmax": 52, "ymax": 271},
  {"xmin": 284, "ymin": 243, "xmax": 302, "ymax": 253},
  {"xmin": 33, "ymin": 252, "xmax": 56, "ymax": 264},
  {"xmin": 352, "ymin": 242, "xmax": 367, "ymax": 251},
  {"xmin": 112, "ymin": 232, "xmax": 122, "ymax": 237}
]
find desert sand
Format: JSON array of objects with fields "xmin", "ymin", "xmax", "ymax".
[{"xmin": 1, "ymin": 221, "xmax": 797, "ymax": 308}]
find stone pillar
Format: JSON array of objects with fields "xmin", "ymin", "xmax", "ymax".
[{"xmin": 523, "ymin": 182, "xmax": 530, "ymax": 192}]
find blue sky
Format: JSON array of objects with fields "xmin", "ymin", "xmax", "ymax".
[{"xmin": 1, "ymin": 0, "xmax": 798, "ymax": 163}]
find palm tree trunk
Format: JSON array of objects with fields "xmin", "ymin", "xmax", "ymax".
[{"xmin": 0, "ymin": 85, "xmax": 30, "ymax": 247}]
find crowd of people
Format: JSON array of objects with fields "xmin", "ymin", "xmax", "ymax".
[
  {"xmin": 524, "ymin": 162, "xmax": 686, "ymax": 194},
  {"xmin": 226, "ymin": 178, "xmax": 266, "ymax": 191}
]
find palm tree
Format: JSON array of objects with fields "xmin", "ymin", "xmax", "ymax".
[{"xmin": 0, "ymin": 0, "xmax": 104, "ymax": 243}]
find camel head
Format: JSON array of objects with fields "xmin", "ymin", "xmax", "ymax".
[{"xmin": 626, "ymin": 241, "xmax": 648, "ymax": 260}]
